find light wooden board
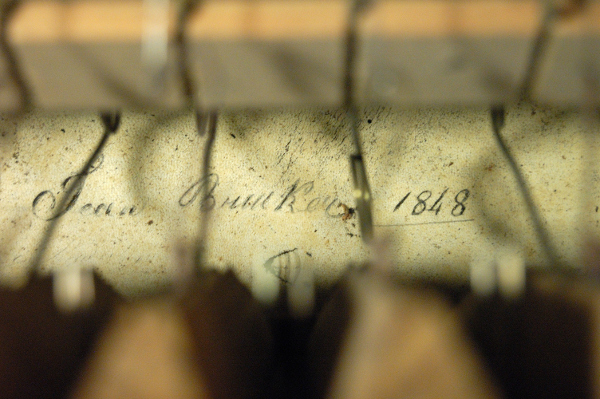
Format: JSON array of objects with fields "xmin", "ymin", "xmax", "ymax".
[{"xmin": 0, "ymin": 104, "xmax": 596, "ymax": 296}]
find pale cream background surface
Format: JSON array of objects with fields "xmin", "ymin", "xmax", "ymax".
[{"xmin": 0, "ymin": 104, "xmax": 594, "ymax": 295}]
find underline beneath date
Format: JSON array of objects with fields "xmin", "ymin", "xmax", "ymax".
[{"xmin": 374, "ymin": 218, "xmax": 475, "ymax": 227}]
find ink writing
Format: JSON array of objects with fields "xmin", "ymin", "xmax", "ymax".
[
  {"xmin": 263, "ymin": 248, "xmax": 301, "ymax": 284},
  {"xmin": 179, "ymin": 174, "xmax": 344, "ymax": 217},
  {"xmin": 31, "ymin": 154, "xmax": 139, "ymax": 220},
  {"xmin": 393, "ymin": 188, "xmax": 470, "ymax": 217}
]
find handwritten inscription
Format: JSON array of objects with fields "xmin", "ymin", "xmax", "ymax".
[
  {"xmin": 31, "ymin": 154, "xmax": 139, "ymax": 220},
  {"xmin": 393, "ymin": 188, "xmax": 470, "ymax": 217},
  {"xmin": 30, "ymin": 156, "xmax": 474, "ymax": 226},
  {"xmin": 179, "ymin": 174, "xmax": 344, "ymax": 217}
]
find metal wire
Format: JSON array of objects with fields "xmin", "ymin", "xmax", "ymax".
[
  {"xmin": 175, "ymin": 0, "xmax": 208, "ymax": 136},
  {"xmin": 519, "ymin": 1, "xmax": 557, "ymax": 100},
  {"xmin": 343, "ymin": 0, "xmax": 370, "ymax": 154},
  {"xmin": 27, "ymin": 112, "xmax": 121, "ymax": 277},
  {"xmin": 174, "ymin": 0, "xmax": 216, "ymax": 269},
  {"xmin": 344, "ymin": 0, "xmax": 373, "ymax": 243},
  {"xmin": 490, "ymin": 106, "xmax": 561, "ymax": 269},
  {"xmin": 487, "ymin": 1, "xmax": 565, "ymax": 270},
  {"xmin": 0, "ymin": 0, "xmax": 32, "ymax": 111},
  {"xmin": 195, "ymin": 110, "xmax": 217, "ymax": 271}
]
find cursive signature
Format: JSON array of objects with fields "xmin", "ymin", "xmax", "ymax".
[
  {"xmin": 179, "ymin": 174, "xmax": 345, "ymax": 217},
  {"xmin": 32, "ymin": 154, "xmax": 139, "ymax": 220}
]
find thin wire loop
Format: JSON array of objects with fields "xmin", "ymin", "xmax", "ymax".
[
  {"xmin": 174, "ymin": 0, "xmax": 215, "ymax": 270},
  {"xmin": 490, "ymin": 106, "xmax": 561, "ymax": 270},
  {"xmin": 344, "ymin": 0, "xmax": 373, "ymax": 243},
  {"xmin": 27, "ymin": 112, "xmax": 121, "ymax": 277},
  {"xmin": 487, "ymin": 1, "xmax": 565, "ymax": 272},
  {"xmin": 175, "ymin": 0, "xmax": 208, "ymax": 136},
  {"xmin": 195, "ymin": 110, "xmax": 217, "ymax": 271},
  {"xmin": 520, "ymin": 1, "xmax": 557, "ymax": 100}
]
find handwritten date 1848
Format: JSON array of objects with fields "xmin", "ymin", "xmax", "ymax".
[{"xmin": 393, "ymin": 188, "xmax": 470, "ymax": 217}]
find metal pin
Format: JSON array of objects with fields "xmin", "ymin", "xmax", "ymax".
[
  {"xmin": 496, "ymin": 249, "xmax": 526, "ymax": 299},
  {"xmin": 53, "ymin": 267, "xmax": 95, "ymax": 313},
  {"xmin": 252, "ymin": 258, "xmax": 280, "ymax": 306},
  {"xmin": 142, "ymin": 0, "xmax": 170, "ymax": 94},
  {"xmin": 287, "ymin": 266, "xmax": 316, "ymax": 318},
  {"xmin": 470, "ymin": 251, "xmax": 497, "ymax": 297}
]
